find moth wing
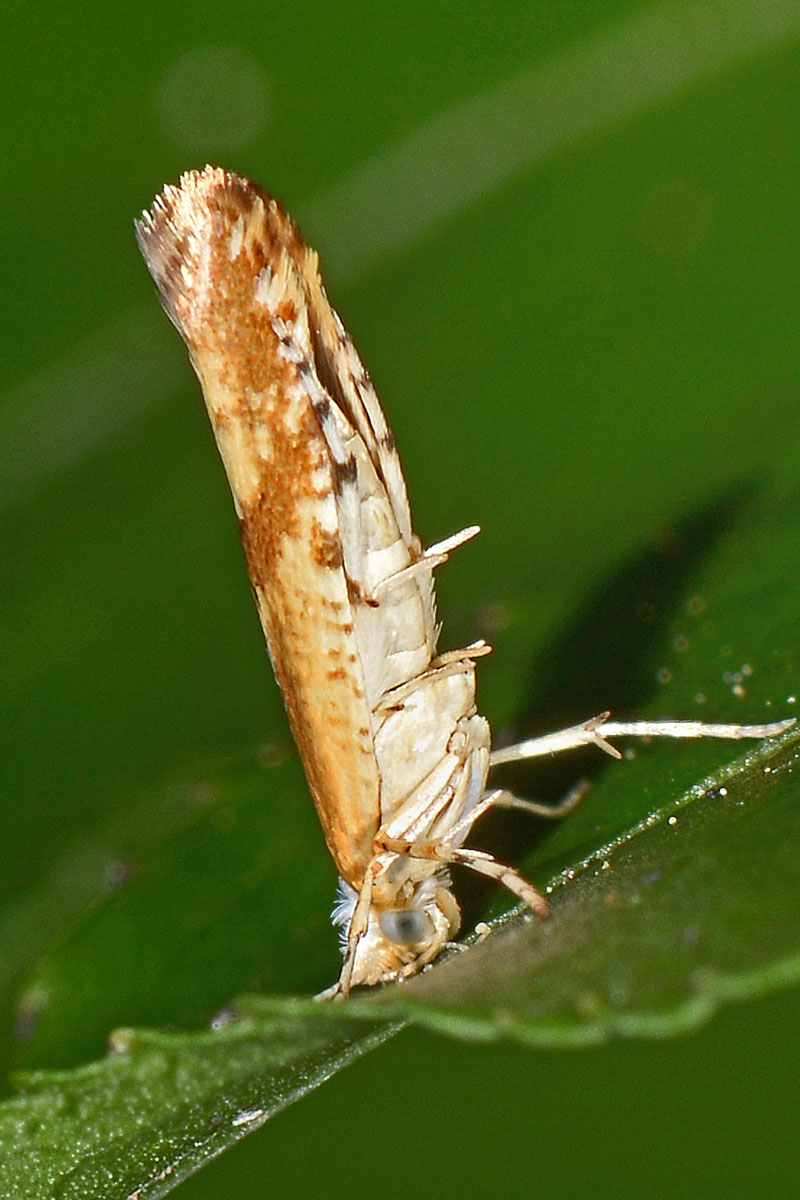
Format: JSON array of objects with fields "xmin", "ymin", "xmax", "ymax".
[
  {"xmin": 251, "ymin": 200, "xmax": 440, "ymax": 712},
  {"xmin": 136, "ymin": 167, "xmax": 384, "ymax": 885}
]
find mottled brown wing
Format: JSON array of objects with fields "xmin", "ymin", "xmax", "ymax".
[{"xmin": 136, "ymin": 167, "xmax": 382, "ymax": 885}]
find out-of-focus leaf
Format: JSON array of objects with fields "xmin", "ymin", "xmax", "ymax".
[{"xmin": 0, "ymin": 1000, "xmax": 397, "ymax": 1200}]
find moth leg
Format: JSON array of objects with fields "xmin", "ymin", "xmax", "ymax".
[
  {"xmin": 489, "ymin": 711, "xmax": 795, "ymax": 766},
  {"xmin": 375, "ymin": 651, "xmax": 486, "ymax": 715},
  {"xmin": 438, "ymin": 921, "xmax": 493, "ymax": 961},
  {"xmin": 488, "ymin": 779, "xmax": 592, "ymax": 820},
  {"xmin": 419, "ymin": 777, "xmax": 588, "ymax": 863},
  {"xmin": 432, "ymin": 641, "xmax": 492, "ymax": 668},
  {"xmin": 380, "ymin": 834, "xmax": 549, "ymax": 919},
  {"xmin": 444, "ymin": 782, "xmax": 589, "ymax": 839},
  {"xmin": 318, "ymin": 868, "xmax": 375, "ymax": 1001},
  {"xmin": 372, "ymin": 525, "xmax": 480, "ymax": 600}
]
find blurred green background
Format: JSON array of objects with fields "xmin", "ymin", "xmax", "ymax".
[{"xmin": 3, "ymin": 0, "xmax": 800, "ymax": 1196}]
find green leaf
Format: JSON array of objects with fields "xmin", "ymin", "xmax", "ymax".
[{"xmin": 0, "ymin": 1001, "xmax": 397, "ymax": 1200}]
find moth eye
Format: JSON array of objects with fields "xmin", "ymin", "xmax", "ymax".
[{"xmin": 378, "ymin": 907, "xmax": 433, "ymax": 947}]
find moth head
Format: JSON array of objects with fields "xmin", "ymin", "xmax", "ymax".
[
  {"xmin": 377, "ymin": 906, "xmax": 435, "ymax": 947},
  {"xmin": 332, "ymin": 875, "xmax": 461, "ymax": 988}
]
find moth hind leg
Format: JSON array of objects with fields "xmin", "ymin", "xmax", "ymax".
[{"xmin": 489, "ymin": 711, "xmax": 795, "ymax": 766}]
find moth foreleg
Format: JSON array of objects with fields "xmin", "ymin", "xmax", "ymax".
[
  {"xmin": 319, "ymin": 869, "xmax": 375, "ymax": 1001},
  {"xmin": 381, "ymin": 834, "xmax": 549, "ymax": 919}
]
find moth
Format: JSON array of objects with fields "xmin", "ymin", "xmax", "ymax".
[{"xmin": 136, "ymin": 167, "xmax": 793, "ymax": 996}]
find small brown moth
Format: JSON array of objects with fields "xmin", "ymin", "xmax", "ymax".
[{"xmin": 136, "ymin": 167, "xmax": 793, "ymax": 996}]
